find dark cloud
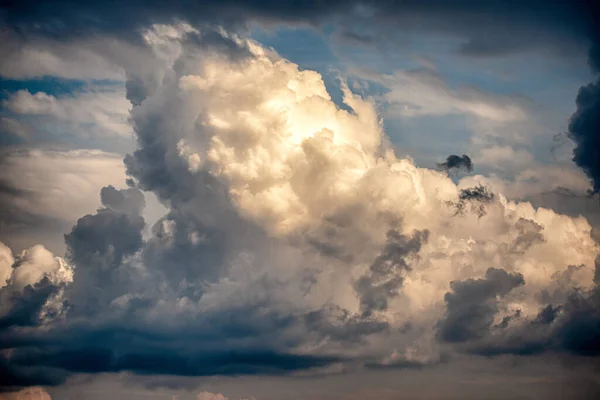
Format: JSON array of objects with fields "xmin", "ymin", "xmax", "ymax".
[
  {"xmin": 140, "ymin": 209, "xmax": 231, "ymax": 288},
  {"xmin": 355, "ymin": 229, "xmax": 429, "ymax": 317},
  {"xmin": 63, "ymin": 187, "xmax": 145, "ymax": 315},
  {"xmin": 511, "ymin": 218, "xmax": 545, "ymax": 254},
  {"xmin": 2, "ymin": 0, "xmax": 598, "ymax": 60},
  {"xmin": 336, "ymin": 1, "xmax": 598, "ymax": 60},
  {"xmin": 0, "ymin": 293, "xmax": 344, "ymax": 386},
  {"xmin": 448, "ymin": 261, "xmax": 600, "ymax": 358},
  {"xmin": 64, "ymin": 209, "xmax": 144, "ymax": 269},
  {"xmin": 100, "ymin": 185, "xmax": 145, "ymax": 216},
  {"xmin": 568, "ymin": 53, "xmax": 600, "ymax": 194},
  {"xmin": 0, "ymin": 0, "xmax": 347, "ymax": 39},
  {"xmin": 534, "ymin": 304, "xmax": 560, "ymax": 325},
  {"xmin": 0, "ymin": 177, "xmax": 347, "ymax": 387},
  {"xmin": 437, "ymin": 154, "xmax": 473, "ymax": 173},
  {"xmin": 303, "ymin": 304, "xmax": 390, "ymax": 347},
  {"xmin": 438, "ymin": 268, "xmax": 525, "ymax": 343},
  {"xmin": 449, "ymin": 184, "xmax": 495, "ymax": 218},
  {"xmin": 551, "ymin": 285, "xmax": 600, "ymax": 356},
  {"xmin": 565, "ymin": 0, "xmax": 600, "ymax": 194},
  {"xmin": 0, "ymin": 277, "xmax": 61, "ymax": 329}
]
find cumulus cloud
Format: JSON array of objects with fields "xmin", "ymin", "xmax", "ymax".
[
  {"xmin": 0, "ymin": 241, "xmax": 72, "ymax": 335},
  {"xmin": 9, "ymin": 245, "xmax": 73, "ymax": 291},
  {"xmin": 0, "ymin": 25, "xmax": 598, "ymax": 389}
]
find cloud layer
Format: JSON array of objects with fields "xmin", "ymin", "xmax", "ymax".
[{"xmin": 0, "ymin": 24, "xmax": 599, "ymax": 392}]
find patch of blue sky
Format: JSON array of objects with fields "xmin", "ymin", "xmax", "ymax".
[
  {"xmin": 0, "ymin": 76, "xmax": 124, "ymax": 98},
  {"xmin": 327, "ymin": 28, "xmax": 591, "ymax": 114},
  {"xmin": 433, "ymin": 51, "xmax": 592, "ymax": 104},
  {"xmin": 383, "ymin": 114, "xmax": 473, "ymax": 168}
]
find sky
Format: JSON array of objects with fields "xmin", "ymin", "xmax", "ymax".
[{"xmin": 0, "ymin": 1, "xmax": 600, "ymax": 399}]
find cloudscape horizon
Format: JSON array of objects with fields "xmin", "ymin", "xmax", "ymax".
[{"xmin": 1, "ymin": 1, "xmax": 599, "ymax": 399}]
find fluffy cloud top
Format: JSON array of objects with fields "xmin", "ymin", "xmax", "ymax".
[{"xmin": 0, "ymin": 25, "xmax": 598, "ymax": 390}]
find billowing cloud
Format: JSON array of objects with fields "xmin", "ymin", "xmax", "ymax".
[
  {"xmin": 568, "ymin": 45, "xmax": 600, "ymax": 194},
  {"xmin": 0, "ymin": 25, "xmax": 598, "ymax": 391}
]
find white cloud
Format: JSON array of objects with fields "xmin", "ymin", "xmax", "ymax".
[
  {"xmin": 10, "ymin": 244, "xmax": 73, "ymax": 291},
  {"xmin": 128, "ymin": 27, "xmax": 597, "ymax": 360},
  {"xmin": 358, "ymin": 67, "xmax": 528, "ymax": 122},
  {"xmin": 459, "ymin": 164, "xmax": 592, "ymax": 200},
  {"xmin": 0, "ymin": 241, "xmax": 73, "ymax": 328},
  {"xmin": 0, "ymin": 149, "xmax": 127, "ymax": 224},
  {"xmin": 0, "ymin": 30, "xmax": 127, "ymax": 80},
  {"xmin": 3, "ymin": 88, "xmax": 132, "ymax": 139},
  {"xmin": 0, "ymin": 241, "xmax": 14, "ymax": 288}
]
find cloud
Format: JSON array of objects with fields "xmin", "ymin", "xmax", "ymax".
[
  {"xmin": 568, "ymin": 45, "xmax": 600, "ymax": 193},
  {"xmin": 196, "ymin": 392, "xmax": 228, "ymax": 400},
  {"xmin": 2, "ymin": 1, "xmax": 597, "ymax": 61},
  {"xmin": 196, "ymin": 392, "xmax": 256, "ymax": 400},
  {"xmin": 0, "ymin": 241, "xmax": 72, "ymax": 336},
  {"xmin": 0, "ymin": 29, "xmax": 125, "ymax": 80},
  {"xmin": 0, "ymin": 241, "xmax": 14, "ymax": 288},
  {"xmin": 370, "ymin": 68, "xmax": 528, "ymax": 122},
  {"xmin": 1, "ymin": 87, "xmax": 133, "ymax": 149},
  {"xmin": 0, "ymin": 26, "xmax": 598, "ymax": 388},
  {"xmin": 437, "ymin": 268, "xmax": 524, "ymax": 343},
  {"xmin": 458, "ymin": 164, "xmax": 592, "ymax": 201},
  {"xmin": 0, "ymin": 149, "xmax": 127, "ymax": 253},
  {"xmin": 449, "ymin": 184, "xmax": 495, "ymax": 218},
  {"xmin": 9, "ymin": 244, "xmax": 72, "ymax": 291},
  {"xmin": 472, "ymin": 146, "xmax": 534, "ymax": 171},
  {"xmin": 0, "ymin": 387, "xmax": 52, "ymax": 400},
  {"xmin": 355, "ymin": 229, "xmax": 429, "ymax": 317},
  {"xmin": 353, "ymin": 66, "xmax": 540, "ymax": 158},
  {"xmin": 437, "ymin": 154, "xmax": 473, "ymax": 173}
]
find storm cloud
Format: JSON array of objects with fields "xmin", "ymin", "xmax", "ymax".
[
  {"xmin": 437, "ymin": 154, "xmax": 473, "ymax": 173},
  {"xmin": 0, "ymin": 7, "xmax": 600, "ymax": 397},
  {"xmin": 569, "ymin": 46, "xmax": 600, "ymax": 194}
]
